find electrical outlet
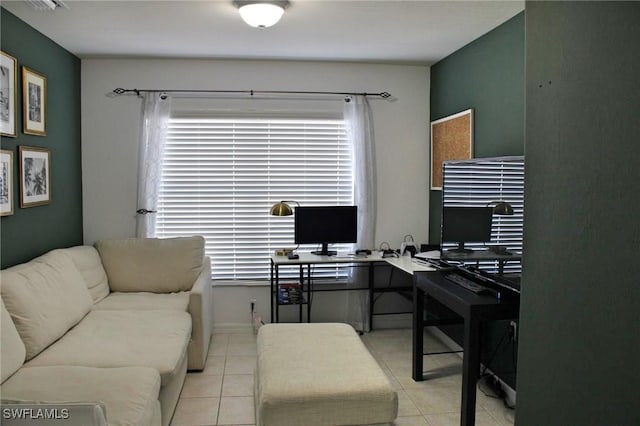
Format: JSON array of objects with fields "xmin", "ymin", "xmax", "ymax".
[{"xmin": 509, "ymin": 320, "xmax": 517, "ymax": 341}]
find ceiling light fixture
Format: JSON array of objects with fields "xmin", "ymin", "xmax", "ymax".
[
  {"xmin": 234, "ymin": 1, "xmax": 290, "ymax": 29},
  {"xmin": 27, "ymin": 0, "xmax": 68, "ymax": 11}
]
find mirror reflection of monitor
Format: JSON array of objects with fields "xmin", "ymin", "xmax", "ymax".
[
  {"xmin": 441, "ymin": 206, "xmax": 493, "ymax": 253},
  {"xmin": 294, "ymin": 206, "xmax": 357, "ymax": 255}
]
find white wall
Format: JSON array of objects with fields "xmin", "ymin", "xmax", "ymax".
[{"xmin": 81, "ymin": 58, "xmax": 430, "ymax": 326}]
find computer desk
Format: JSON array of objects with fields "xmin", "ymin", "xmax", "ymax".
[
  {"xmin": 270, "ymin": 253, "xmax": 434, "ymax": 324},
  {"xmin": 270, "ymin": 252, "xmax": 383, "ymax": 323},
  {"xmin": 412, "ymin": 269, "xmax": 520, "ymax": 426},
  {"xmin": 269, "ymin": 251, "xmax": 519, "ymax": 322}
]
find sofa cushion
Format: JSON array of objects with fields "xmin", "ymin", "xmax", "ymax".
[
  {"xmin": 93, "ymin": 292, "xmax": 189, "ymax": 311},
  {"xmin": 1, "ymin": 250, "xmax": 93, "ymax": 360},
  {"xmin": 1, "ymin": 365, "xmax": 161, "ymax": 426},
  {"xmin": 1, "ymin": 299, "xmax": 26, "ymax": 383},
  {"xmin": 95, "ymin": 237, "xmax": 205, "ymax": 293},
  {"xmin": 26, "ymin": 310, "xmax": 191, "ymax": 386},
  {"xmin": 63, "ymin": 246, "xmax": 110, "ymax": 304}
]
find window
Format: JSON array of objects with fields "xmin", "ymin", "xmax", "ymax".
[
  {"xmin": 442, "ymin": 156, "xmax": 524, "ymax": 274},
  {"xmin": 155, "ymin": 117, "xmax": 353, "ymax": 281}
]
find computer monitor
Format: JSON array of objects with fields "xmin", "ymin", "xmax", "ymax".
[
  {"xmin": 294, "ymin": 206, "xmax": 358, "ymax": 256},
  {"xmin": 441, "ymin": 206, "xmax": 493, "ymax": 253}
]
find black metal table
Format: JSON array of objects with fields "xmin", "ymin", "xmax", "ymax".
[{"xmin": 270, "ymin": 253, "xmax": 380, "ymax": 324}]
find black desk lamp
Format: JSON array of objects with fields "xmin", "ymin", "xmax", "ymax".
[
  {"xmin": 487, "ymin": 200, "xmax": 514, "ymax": 216},
  {"xmin": 486, "ymin": 200, "xmax": 514, "ymax": 254}
]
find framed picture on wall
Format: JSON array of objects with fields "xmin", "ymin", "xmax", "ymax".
[
  {"xmin": 0, "ymin": 149, "xmax": 14, "ymax": 216},
  {"xmin": 22, "ymin": 67, "xmax": 47, "ymax": 136},
  {"xmin": 1, "ymin": 51, "xmax": 17, "ymax": 137},
  {"xmin": 19, "ymin": 146, "xmax": 50, "ymax": 208},
  {"xmin": 430, "ymin": 109, "xmax": 474, "ymax": 190}
]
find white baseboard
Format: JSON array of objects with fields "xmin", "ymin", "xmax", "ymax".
[
  {"xmin": 429, "ymin": 327, "xmax": 516, "ymax": 406},
  {"xmin": 215, "ymin": 314, "xmax": 414, "ymax": 333},
  {"xmin": 371, "ymin": 313, "xmax": 412, "ymax": 330}
]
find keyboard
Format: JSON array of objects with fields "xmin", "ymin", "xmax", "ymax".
[{"xmin": 445, "ymin": 273, "xmax": 490, "ymax": 294}]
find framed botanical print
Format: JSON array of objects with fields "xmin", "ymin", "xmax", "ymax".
[
  {"xmin": 19, "ymin": 146, "xmax": 51, "ymax": 208},
  {"xmin": 1, "ymin": 51, "xmax": 17, "ymax": 137},
  {"xmin": 22, "ymin": 66, "xmax": 47, "ymax": 136},
  {"xmin": 0, "ymin": 149, "xmax": 14, "ymax": 216}
]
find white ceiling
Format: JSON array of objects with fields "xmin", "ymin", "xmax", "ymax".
[{"xmin": 2, "ymin": 0, "xmax": 524, "ymax": 65}]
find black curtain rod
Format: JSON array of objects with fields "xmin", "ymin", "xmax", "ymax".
[{"xmin": 111, "ymin": 87, "xmax": 392, "ymax": 99}]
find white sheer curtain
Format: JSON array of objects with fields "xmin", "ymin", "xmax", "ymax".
[
  {"xmin": 344, "ymin": 95, "xmax": 377, "ymax": 332},
  {"xmin": 136, "ymin": 92, "xmax": 172, "ymax": 237}
]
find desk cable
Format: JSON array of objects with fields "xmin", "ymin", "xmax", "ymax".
[{"xmin": 478, "ymin": 323, "xmax": 517, "ymax": 410}]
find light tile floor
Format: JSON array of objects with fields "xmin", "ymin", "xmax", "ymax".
[{"xmin": 170, "ymin": 327, "xmax": 515, "ymax": 426}]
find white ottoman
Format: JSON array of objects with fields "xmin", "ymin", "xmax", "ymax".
[{"xmin": 255, "ymin": 323, "xmax": 398, "ymax": 426}]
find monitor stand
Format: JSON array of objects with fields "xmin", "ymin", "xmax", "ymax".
[
  {"xmin": 311, "ymin": 243, "xmax": 337, "ymax": 256},
  {"xmin": 446, "ymin": 242, "xmax": 474, "ymax": 254}
]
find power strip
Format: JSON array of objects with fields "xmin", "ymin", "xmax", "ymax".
[{"xmin": 480, "ymin": 374, "xmax": 514, "ymax": 409}]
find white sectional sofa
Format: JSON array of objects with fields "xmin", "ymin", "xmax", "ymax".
[{"xmin": 0, "ymin": 236, "xmax": 213, "ymax": 426}]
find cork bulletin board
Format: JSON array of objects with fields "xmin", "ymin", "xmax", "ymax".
[{"xmin": 430, "ymin": 109, "xmax": 473, "ymax": 190}]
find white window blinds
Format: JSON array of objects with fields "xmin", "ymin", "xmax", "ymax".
[
  {"xmin": 155, "ymin": 117, "xmax": 353, "ymax": 281},
  {"xmin": 442, "ymin": 156, "xmax": 524, "ymax": 273}
]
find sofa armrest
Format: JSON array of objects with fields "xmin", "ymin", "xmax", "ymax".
[{"xmin": 187, "ymin": 257, "xmax": 212, "ymax": 370}]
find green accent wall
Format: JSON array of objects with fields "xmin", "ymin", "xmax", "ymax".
[
  {"xmin": 428, "ymin": 12, "xmax": 525, "ymax": 390},
  {"xmin": 517, "ymin": 2, "xmax": 639, "ymax": 424},
  {"xmin": 429, "ymin": 12, "xmax": 525, "ymax": 244},
  {"xmin": 0, "ymin": 8, "xmax": 82, "ymax": 268}
]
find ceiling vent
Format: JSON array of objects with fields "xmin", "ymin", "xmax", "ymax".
[{"xmin": 27, "ymin": 0, "xmax": 68, "ymax": 11}]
